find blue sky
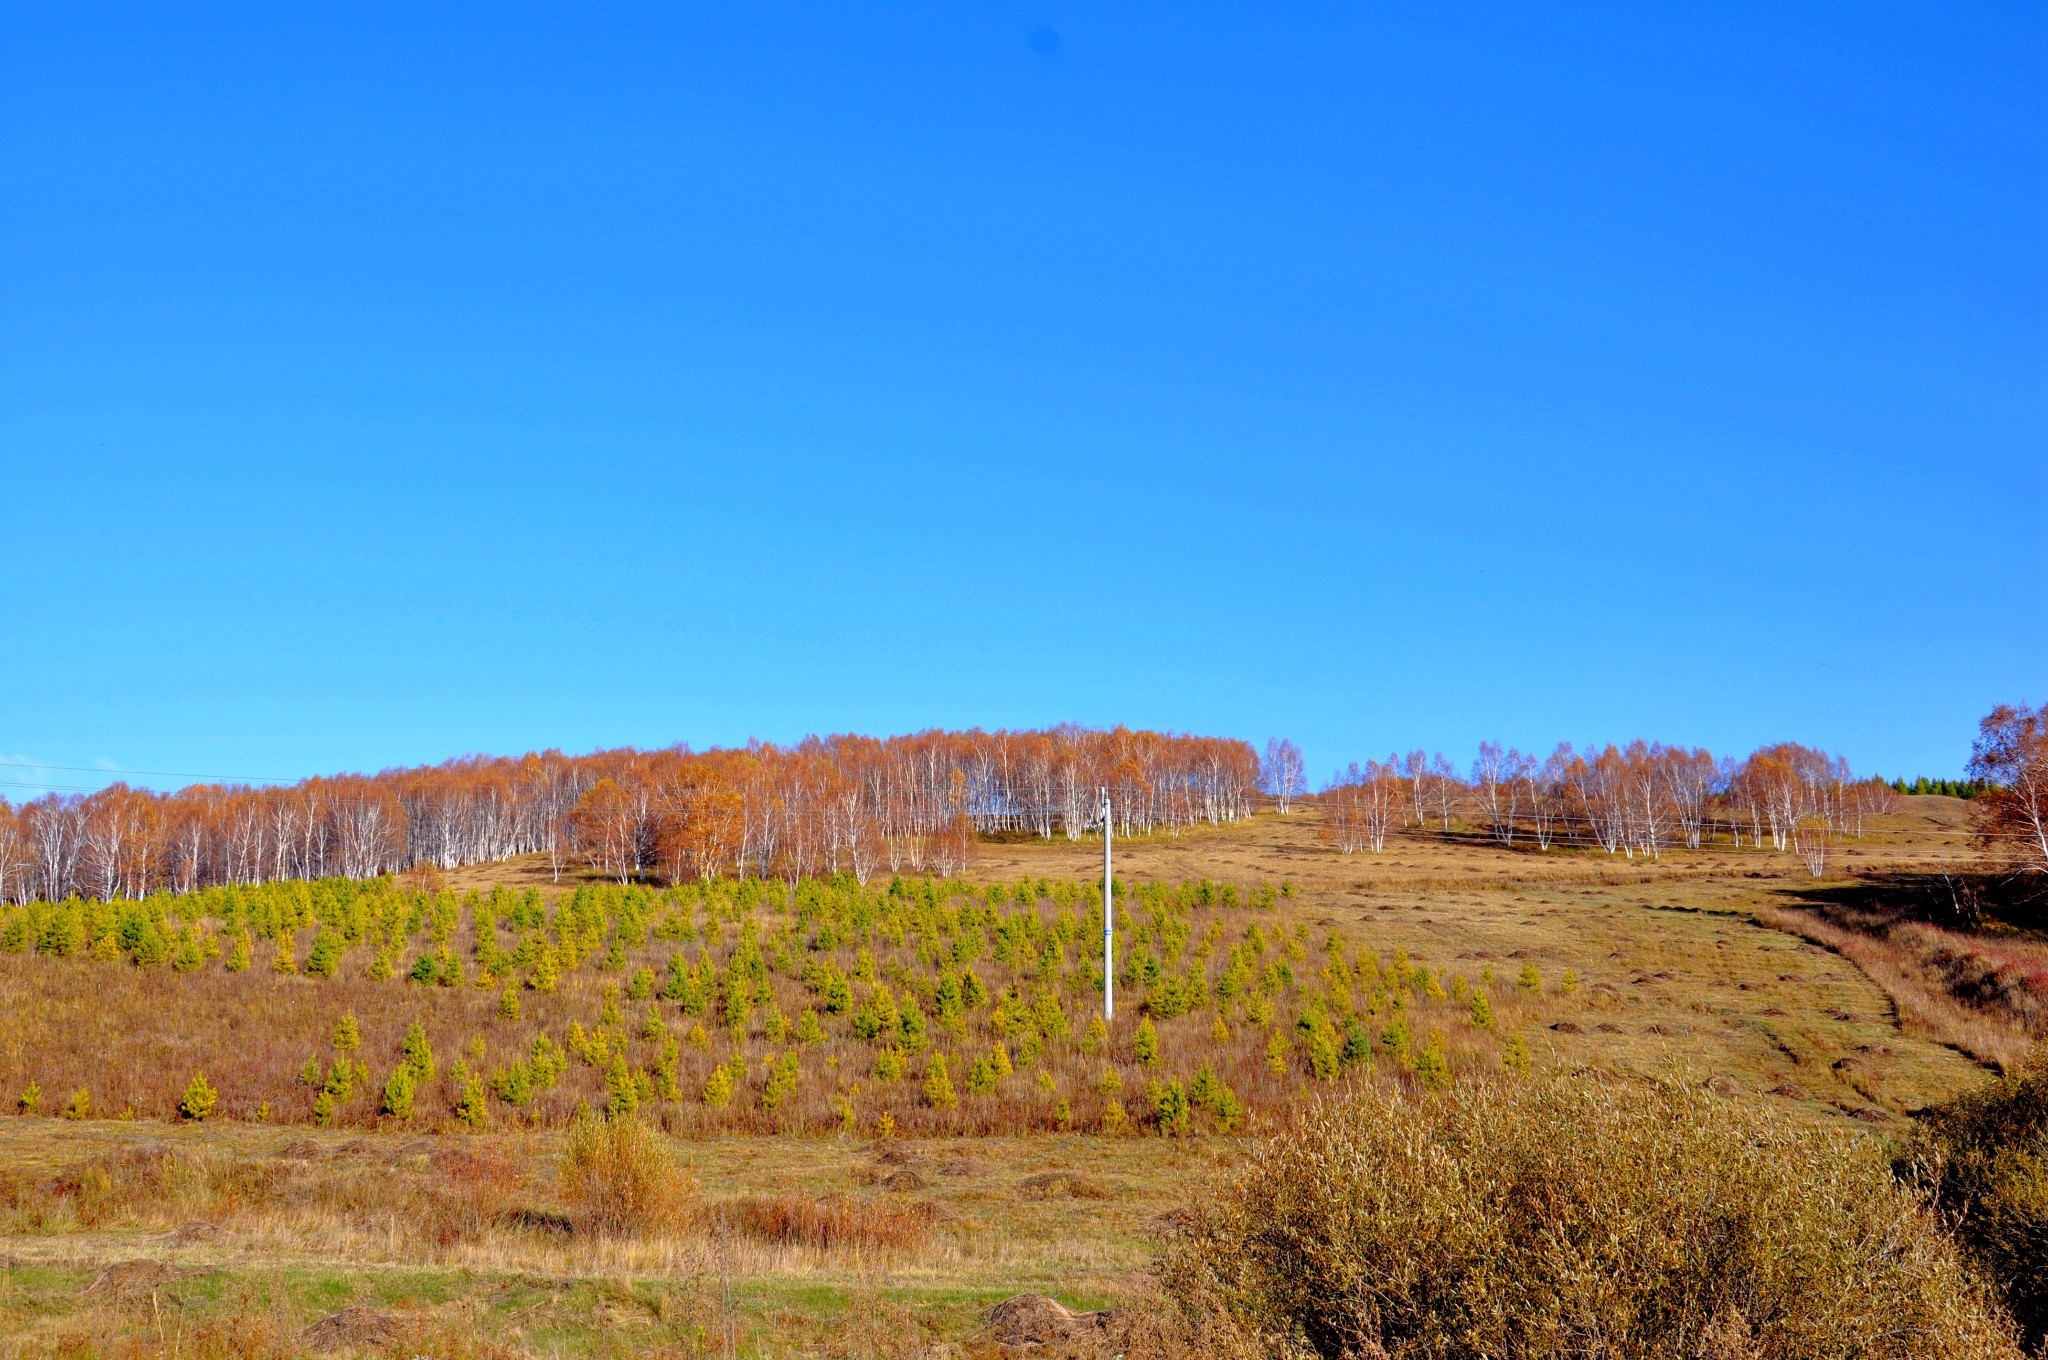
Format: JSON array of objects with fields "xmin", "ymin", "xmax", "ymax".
[{"xmin": 2, "ymin": 3, "xmax": 2042, "ymax": 796}]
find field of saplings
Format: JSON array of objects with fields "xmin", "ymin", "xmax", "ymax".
[{"xmin": 0, "ymin": 872, "xmax": 1556, "ymax": 1135}]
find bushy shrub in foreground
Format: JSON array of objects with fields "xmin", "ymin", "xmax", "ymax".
[
  {"xmin": 1897, "ymin": 1048, "xmax": 2048, "ymax": 1355},
  {"xmin": 1157, "ymin": 1076, "xmax": 2018, "ymax": 1360},
  {"xmin": 559, "ymin": 1114, "xmax": 695, "ymax": 1236}
]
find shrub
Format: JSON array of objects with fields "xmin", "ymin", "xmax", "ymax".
[
  {"xmin": 1303, "ymin": 1017, "xmax": 1340, "ymax": 1081},
  {"xmin": 654, "ymin": 1037, "xmax": 682, "ymax": 1101},
  {"xmin": 17, "ymin": 1081, "xmax": 40, "ymax": 1116},
  {"xmin": 1412, "ymin": 1033, "xmax": 1451, "ymax": 1091},
  {"xmin": 1160, "ymin": 1076, "xmax": 2018, "ymax": 1360},
  {"xmin": 178, "ymin": 1071, "xmax": 217, "ymax": 1121},
  {"xmin": 1469, "ymin": 990, "xmax": 1495, "ymax": 1029},
  {"xmin": 560, "ymin": 1114, "xmax": 695, "ymax": 1236},
  {"xmin": 381, "ymin": 1064, "xmax": 418, "ymax": 1119},
  {"xmin": 759, "ymin": 1052, "xmax": 800, "ymax": 1111},
  {"xmin": 332, "ymin": 1013, "xmax": 360, "ymax": 1053},
  {"xmin": 454, "ymin": 1066, "xmax": 488, "ymax": 1129},
  {"xmin": 1896, "ymin": 1048, "xmax": 2048, "ymax": 1352},
  {"xmin": 1516, "ymin": 961, "xmax": 1542, "ymax": 992},
  {"xmin": 1502, "ymin": 1033, "xmax": 1532, "ymax": 1073},
  {"xmin": 303, "ymin": 929, "xmax": 343, "ymax": 978},
  {"xmin": 1149, "ymin": 1078, "xmax": 1192, "ymax": 1135},
  {"xmin": 530, "ymin": 947, "xmax": 558, "ymax": 993},
  {"xmin": 922, "ymin": 1055, "xmax": 958, "ymax": 1110},
  {"xmin": 62, "ymin": 1087, "xmax": 89, "ymax": 1120},
  {"xmin": 400, "ymin": 1021, "xmax": 436, "ymax": 1085},
  {"xmin": 966, "ymin": 1054, "xmax": 1000, "ymax": 1096}
]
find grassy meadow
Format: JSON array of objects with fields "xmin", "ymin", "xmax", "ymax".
[{"xmin": 0, "ymin": 798, "xmax": 2037, "ymax": 1357}]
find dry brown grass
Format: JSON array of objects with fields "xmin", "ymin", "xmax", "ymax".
[
  {"xmin": 719, "ymin": 1193, "xmax": 936, "ymax": 1253},
  {"xmin": 1755, "ymin": 905, "xmax": 2041, "ymax": 1072}
]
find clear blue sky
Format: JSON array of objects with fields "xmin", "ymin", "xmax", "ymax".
[{"xmin": 3, "ymin": 4, "xmax": 2042, "ymax": 796}]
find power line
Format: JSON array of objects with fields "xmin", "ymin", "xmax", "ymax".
[{"xmin": 0, "ymin": 760, "xmax": 292, "ymax": 784}]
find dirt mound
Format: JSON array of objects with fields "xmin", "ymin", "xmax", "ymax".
[
  {"xmin": 880, "ymin": 1167, "xmax": 929, "ymax": 1191},
  {"xmin": 163, "ymin": 1221, "xmax": 220, "ymax": 1245},
  {"xmin": 934, "ymin": 1150, "xmax": 990, "ymax": 1178},
  {"xmin": 303, "ymin": 1306, "xmax": 403, "ymax": 1353},
  {"xmin": 84, "ymin": 1260, "xmax": 185, "ymax": 1299},
  {"xmin": 985, "ymin": 1294, "xmax": 1117, "ymax": 1353},
  {"xmin": 1017, "ymin": 1171, "xmax": 1110, "ymax": 1200},
  {"xmin": 1550, "ymin": 1021, "xmax": 1583, "ymax": 1034}
]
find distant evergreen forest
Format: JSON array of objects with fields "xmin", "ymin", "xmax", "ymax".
[{"xmin": 1888, "ymin": 776, "xmax": 1984, "ymax": 799}]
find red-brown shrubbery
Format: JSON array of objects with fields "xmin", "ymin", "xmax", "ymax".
[{"xmin": 719, "ymin": 1193, "xmax": 936, "ymax": 1253}]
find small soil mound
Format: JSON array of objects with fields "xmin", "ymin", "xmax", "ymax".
[
  {"xmin": 1550, "ymin": 1021, "xmax": 1584, "ymax": 1034},
  {"xmin": 880, "ymin": 1167, "xmax": 929, "ymax": 1192},
  {"xmin": 1018, "ymin": 1171, "xmax": 1110, "ymax": 1201},
  {"xmin": 986, "ymin": 1293, "xmax": 1116, "ymax": 1352},
  {"xmin": 1703, "ymin": 1075, "xmax": 1743, "ymax": 1097},
  {"xmin": 84, "ymin": 1260, "xmax": 183, "ymax": 1299},
  {"xmin": 1594, "ymin": 1022, "xmax": 1625, "ymax": 1034},
  {"xmin": 163, "ymin": 1221, "xmax": 220, "ymax": 1245},
  {"xmin": 1847, "ymin": 1106, "xmax": 1889, "ymax": 1124},
  {"xmin": 935, "ymin": 1151, "xmax": 991, "ymax": 1178},
  {"xmin": 275, "ymin": 1139, "xmax": 324, "ymax": 1160},
  {"xmin": 303, "ymin": 1306, "xmax": 402, "ymax": 1353}
]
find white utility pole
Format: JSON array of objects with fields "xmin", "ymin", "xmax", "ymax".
[{"xmin": 1101, "ymin": 787, "xmax": 1114, "ymax": 1021}]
